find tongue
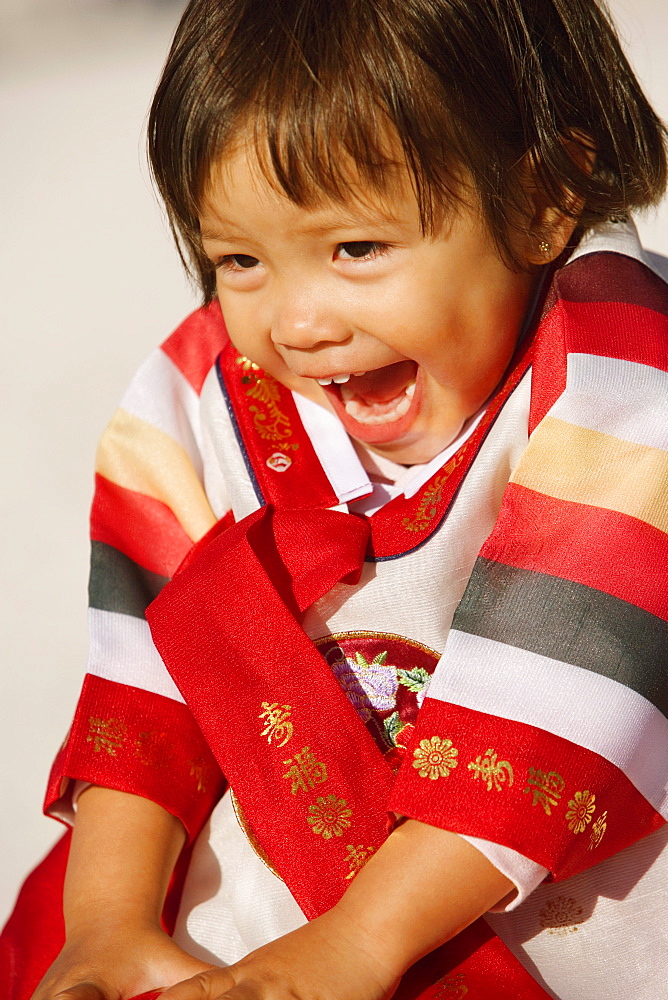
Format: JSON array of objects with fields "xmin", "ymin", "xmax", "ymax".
[{"xmin": 342, "ymin": 360, "xmax": 417, "ymax": 404}]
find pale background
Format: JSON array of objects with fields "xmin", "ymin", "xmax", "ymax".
[{"xmin": 1, "ymin": 0, "xmax": 667, "ymax": 925}]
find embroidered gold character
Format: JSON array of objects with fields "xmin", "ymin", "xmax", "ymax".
[
  {"xmin": 435, "ymin": 973, "xmax": 469, "ymax": 998},
  {"xmin": 344, "ymin": 844, "xmax": 376, "ymax": 879},
  {"xmin": 588, "ymin": 810, "xmax": 608, "ymax": 850},
  {"xmin": 188, "ymin": 757, "xmax": 210, "ymax": 793},
  {"xmin": 135, "ymin": 729, "xmax": 172, "ymax": 768},
  {"xmin": 467, "ymin": 748, "xmax": 514, "ymax": 791},
  {"xmin": 523, "ymin": 767, "xmax": 565, "ymax": 815},
  {"xmin": 307, "ymin": 795, "xmax": 353, "ymax": 839},
  {"xmin": 412, "ymin": 736, "xmax": 459, "ymax": 779},
  {"xmin": 86, "ymin": 717, "xmax": 126, "ymax": 756},
  {"xmin": 259, "ymin": 702, "xmax": 294, "ymax": 747},
  {"xmin": 566, "ymin": 790, "xmax": 596, "ymax": 833},
  {"xmin": 283, "ymin": 746, "xmax": 328, "ymax": 794}
]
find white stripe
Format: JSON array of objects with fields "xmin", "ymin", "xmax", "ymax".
[
  {"xmin": 548, "ymin": 353, "xmax": 668, "ymax": 451},
  {"xmin": 119, "ymin": 348, "xmax": 203, "ymax": 474},
  {"xmin": 87, "ymin": 606, "xmax": 185, "ymax": 703},
  {"xmin": 427, "ymin": 630, "xmax": 668, "ymax": 815}
]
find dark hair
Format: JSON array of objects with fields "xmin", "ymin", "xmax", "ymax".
[{"xmin": 148, "ymin": 0, "xmax": 667, "ymax": 302}]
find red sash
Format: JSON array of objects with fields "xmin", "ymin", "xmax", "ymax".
[{"xmin": 145, "ymin": 343, "xmax": 551, "ymax": 998}]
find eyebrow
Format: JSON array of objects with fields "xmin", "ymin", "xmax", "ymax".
[{"xmin": 200, "ymin": 212, "xmax": 404, "ymax": 243}]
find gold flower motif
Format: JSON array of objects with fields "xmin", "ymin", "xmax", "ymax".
[
  {"xmin": 539, "ymin": 896, "xmax": 585, "ymax": 936},
  {"xmin": 566, "ymin": 790, "xmax": 596, "ymax": 833},
  {"xmin": 412, "ymin": 736, "xmax": 459, "ymax": 780},
  {"xmin": 307, "ymin": 795, "xmax": 353, "ymax": 839}
]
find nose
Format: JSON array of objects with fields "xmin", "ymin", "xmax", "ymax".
[{"xmin": 270, "ymin": 285, "xmax": 350, "ymax": 351}]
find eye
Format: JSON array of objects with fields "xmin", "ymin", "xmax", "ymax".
[
  {"xmin": 336, "ymin": 241, "xmax": 388, "ymax": 261},
  {"xmin": 217, "ymin": 253, "xmax": 261, "ymax": 271}
]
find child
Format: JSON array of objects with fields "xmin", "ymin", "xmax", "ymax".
[{"xmin": 2, "ymin": 0, "xmax": 668, "ymax": 997}]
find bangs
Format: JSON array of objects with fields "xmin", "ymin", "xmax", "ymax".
[{"xmin": 149, "ymin": 0, "xmax": 667, "ymax": 302}]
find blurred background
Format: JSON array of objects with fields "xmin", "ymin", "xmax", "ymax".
[{"xmin": 1, "ymin": 0, "xmax": 667, "ymax": 926}]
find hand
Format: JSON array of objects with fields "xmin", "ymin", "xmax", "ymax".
[
  {"xmin": 31, "ymin": 923, "xmax": 216, "ymax": 1000},
  {"xmin": 157, "ymin": 908, "xmax": 400, "ymax": 1000}
]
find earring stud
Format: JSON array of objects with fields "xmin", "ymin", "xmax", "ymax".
[{"xmin": 538, "ymin": 239, "xmax": 551, "ymax": 256}]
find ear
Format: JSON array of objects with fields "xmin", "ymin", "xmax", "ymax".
[{"xmin": 521, "ymin": 134, "xmax": 596, "ymax": 266}]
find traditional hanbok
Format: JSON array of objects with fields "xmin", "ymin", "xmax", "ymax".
[{"xmin": 2, "ymin": 221, "xmax": 667, "ymax": 1000}]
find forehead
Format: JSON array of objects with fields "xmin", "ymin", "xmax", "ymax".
[{"xmin": 199, "ymin": 138, "xmax": 422, "ymax": 232}]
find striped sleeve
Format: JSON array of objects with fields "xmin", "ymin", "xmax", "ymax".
[
  {"xmin": 389, "ymin": 254, "xmax": 668, "ymax": 882},
  {"xmin": 45, "ymin": 302, "xmax": 230, "ymax": 840}
]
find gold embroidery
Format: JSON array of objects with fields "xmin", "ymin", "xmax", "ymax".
[
  {"xmin": 236, "ymin": 356, "xmax": 260, "ymax": 372},
  {"xmin": 238, "ymin": 359, "xmax": 299, "ymax": 452},
  {"xmin": 402, "ymin": 452, "xmax": 465, "ymax": 533},
  {"xmin": 188, "ymin": 757, "xmax": 210, "ymax": 793},
  {"xmin": 412, "ymin": 736, "xmax": 459, "ymax": 780},
  {"xmin": 283, "ymin": 746, "xmax": 328, "ymax": 794},
  {"xmin": 523, "ymin": 768, "xmax": 565, "ymax": 815},
  {"xmin": 566, "ymin": 790, "xmax": 596, "ymax": 833},
  {"xmin": 434, "ymin": 973, "xmax": 469, "ymax": 998},
  {"xmin": 134, "ymin": 729, "xmax": 173, "ymax": 768},
  {"xmin": 344, "ymin": 844, "xmax": 376, "ymax": 879},
  {"xmin": 588, "ymin": 810, "xmax": 608, "ymax": 850},
  {"xmin": 538, "ymin": 896, "xmax": 585, "ymax": 936},
  {"xmin": 86, "ymin": 717, "xmax": 126, "ymax": 755},
  {"xmin": 307, "ymin": 795, "xmax": 353, "ymax": 839},
  {"xmin": 259, "ymin": 702, "xmax": 294, "ymax": 747},
  {"xmin": 467, "ymin": 748, "xmax": 514, "ymax": 791}
]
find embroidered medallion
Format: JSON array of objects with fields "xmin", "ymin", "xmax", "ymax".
[{"xmin": 266, "ymin": 451, "xmax": 293, "ymax": 472}]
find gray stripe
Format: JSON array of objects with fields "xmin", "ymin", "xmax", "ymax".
[
  {"xmin": 453, "ymin": 558, "xmax": 668, "ymax": 716},
  {"xmin": 88, "ymin": 540, "xmax": 169, "ymax": 619}
]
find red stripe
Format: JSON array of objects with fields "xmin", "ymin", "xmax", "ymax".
[
  {"xmin": 480, "ymin": 483, "xmax": 668, "ymax": 621},
  {"xmin": 90, "ymin": 474, "xmax": 195, "ymax": 577},
  {"xmin": 389, "ymin": 699, "xmax": 664, "ymax": 882},
  {"xmin": 161, "ymin": 300, "xmax": 230, "ymax": 393},
  {"xmin": 561, "ymin": 299, "xmax": 668, "ymax": 372},
  {"xmin": 528, "ymin": 304, "xmax": 567, "ymax": 432},
  {"xmin": 44, "ymin": 674, "xmax": 226, "ymax": 841}
]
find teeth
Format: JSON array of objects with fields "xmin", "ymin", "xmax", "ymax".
[
  {"xmin": 406, "ymin": 381, "xmax": 416, "ymax": 399},
  {"xmin": 317, "ymin": 377, "xmax": 333, "ymax": 385},
  {"xmin": 332, "ymin": 374, "xmax": 351, "ymax": 384}
]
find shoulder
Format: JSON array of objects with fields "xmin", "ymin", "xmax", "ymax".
[{"xmin": 159, "ymin": 299, "xmax": 230, "ymax": 396}]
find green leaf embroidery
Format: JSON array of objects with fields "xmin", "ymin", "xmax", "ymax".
[
  {"xmin": 354, "ymin": 651, "xmax": 370, "ymax": 669},
  {"xmin": 372, "ymin": 651, "xmax": 388, "ymax": 665},
  {"xmin": 384, "ymin": 711, "xmax": 404, "ymax": 747},
  {"xmin": 397, "ymin": 667, "xmax": 430, "ymax": 693}
]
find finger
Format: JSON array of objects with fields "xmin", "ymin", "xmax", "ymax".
[
  {"xmin": 46, "ymin": 985, "xmax": 110, "ymax": 1000},
  {"xmin": 158, "ymin": 969, "xmax": 235, "ymax": 1000}
]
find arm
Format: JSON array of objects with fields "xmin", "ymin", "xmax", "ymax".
[
  {"xmin": 33, "ymin": 786, "xmax": 214, "ymax": 1000},
  {"xmin": 159, "ymin": 819, "xmax": 513, "ymax": 1000}
]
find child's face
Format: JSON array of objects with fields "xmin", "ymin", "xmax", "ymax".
[{"xmin": 200, "ymin": 146, "xmax": 537, "ymax": 464}]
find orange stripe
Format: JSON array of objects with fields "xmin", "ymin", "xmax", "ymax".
[
  {"xmin": 512, "ymin": 416, "xmax": 668, "ymax": 534},
  {"xmin": 96, "ymin": 409, "xmax": 217, "ymax": 543}
]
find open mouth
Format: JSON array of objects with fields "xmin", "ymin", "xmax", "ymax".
[{"xmin": 321, "ymin": 360, "xmax": 421, "ymax": 444}]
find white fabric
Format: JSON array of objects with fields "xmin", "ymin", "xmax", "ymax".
[
  {"xmin": 548, "ymin": 353, "xmax": 668, "ymax": 450},
  {"xmin": 87, "ymin": 607, "xmax": 185, "ymax": 703}
]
